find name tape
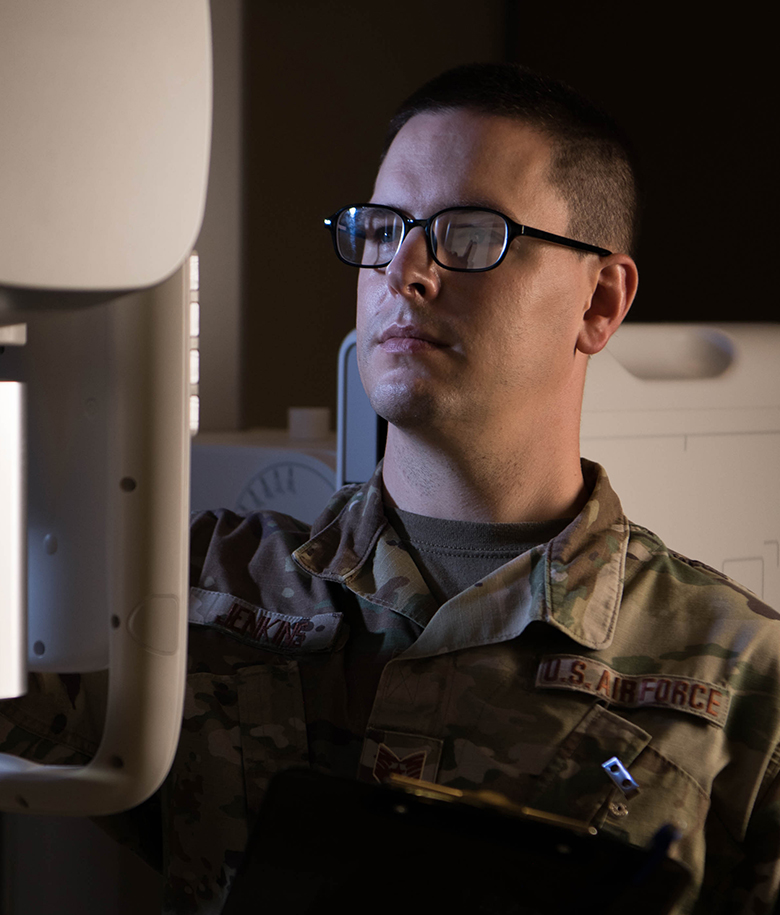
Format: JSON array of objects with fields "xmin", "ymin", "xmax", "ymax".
[
  {"xmin": 536, "ymin": 654, "xmax": 730, "ymax": 727},
  {"xmin": 189, "ymin": 587, "xmax": 343, "ymax": 653}
]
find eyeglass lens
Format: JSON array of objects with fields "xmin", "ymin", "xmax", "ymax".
[
  {"xmin": 435, "ymin": 210, "xmax": 508, "ymax": 270},
  {"xmin": 336, "ymin": 207, "xmax": 403, "ymax": 267},
  {"xmin": 335, "ymin": 207, "xmax": 510, "ymax": 271}
]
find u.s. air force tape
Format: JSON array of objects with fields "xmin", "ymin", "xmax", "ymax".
[
  {"xmin": 189, "ymin": 587, "xmax": 343, "ymax": 653},
  {"xmin": 536, "ymin": 654, "xmax": 730, "ymax": 727}
]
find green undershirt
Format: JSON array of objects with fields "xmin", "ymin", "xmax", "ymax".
[{"xmin": 384, "ymin": 504, "xmax": 572, "ymax": 606}]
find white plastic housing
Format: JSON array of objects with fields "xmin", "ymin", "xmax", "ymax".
[
  {"xmin": 0, "ymin": 382, "xmax": 26, "ymax": 698},
  {"xmin": 0, "ymin": 0, "xmax": 209, "ymax": 814},
  {"xmin": 0, "ymin": 0, "xmax": 211, "ymax": 292},
  {"xmin": 0, "ymin": 264, "xmax": 192, "ymax": 815},
  {"xmin": 581, "ymin": 323, "xmax": 780, "ymax": 607}
]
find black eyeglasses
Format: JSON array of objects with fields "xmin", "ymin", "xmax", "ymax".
[{"xmin": 324, "ymin": 204, "xmax": 611, "ymax": 273}]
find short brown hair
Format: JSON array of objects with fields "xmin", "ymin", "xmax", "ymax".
[{"xmin": 381, "ymin": 63, "xmax": 640, "ymax": 256}]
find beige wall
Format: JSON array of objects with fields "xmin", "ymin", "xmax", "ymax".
[{"xmin": 195, "ymin": 0, "xmax": 244, "ymax": 432}]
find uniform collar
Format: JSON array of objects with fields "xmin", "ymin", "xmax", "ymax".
[
  {"xmin": 293, "ymin": 459, "xmax": 629, "ymax": 651},
  {"xmin": 540, "ymin": 460, "xmax": 629, "ymax": 650},
  {"xmin": 293, "ymin": 461, "xmax": 390, "ymax": 582}
]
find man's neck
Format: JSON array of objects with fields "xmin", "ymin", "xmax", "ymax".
[{"xmin": 381, "ymin": 423, "xmax": 588, "ymax": 523}]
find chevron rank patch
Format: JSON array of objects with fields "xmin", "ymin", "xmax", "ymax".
[
  {"xmin": 536, "ymin": 654, "xmax": 731, "ymax": 727},
  {"xmin": 373, "ymin": 743, "xmax": 428, "ymax": 783},
  {"xmin": 358, "ymin": 729, "xmax": 443, "ymax": 786}
]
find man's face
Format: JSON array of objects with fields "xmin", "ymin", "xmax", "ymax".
[{"xmin": 356, "ymin": 108, "xmax": 602, "ymax": 439}]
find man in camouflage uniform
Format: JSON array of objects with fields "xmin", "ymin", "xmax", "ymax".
[{"xmin": 3, "ymin": 63, "xmax": 780, "ymax": 914}]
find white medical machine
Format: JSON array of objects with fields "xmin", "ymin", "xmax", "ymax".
[
  {"xmin": 0, "ymin": 0, "xmax": 211, "ymax": 816},
  {"xmin": 191, "ymin": 411, "xmax": 337, "ymax": 525}
]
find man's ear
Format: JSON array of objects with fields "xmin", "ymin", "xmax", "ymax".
[{"xmin": 576, "ymin": 254, "xmax": 639, "ymax": 356}]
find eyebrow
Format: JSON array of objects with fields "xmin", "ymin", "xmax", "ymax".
[
  {"xmin": 371, "ymin": 198, "xmax": 520, "ymax": 219},
  {"xmin": 453, "ymin": 196, "xmax": 509, "ymax": 211}
]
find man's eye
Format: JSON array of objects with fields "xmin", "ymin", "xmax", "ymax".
[{"xmin": 368, "ymin": 224, "xmax": 399, "ymax": 244}]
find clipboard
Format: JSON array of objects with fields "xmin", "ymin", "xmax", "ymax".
[{"xmin": 223, "ymin": 768, "xmax": 690, "ymax": 915}]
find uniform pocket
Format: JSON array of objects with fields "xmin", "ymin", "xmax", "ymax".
[
  {"xmin": 600, "ymin": 743, "xmax": 709, "ymax": 912},
  {"xmin": 527, "ymin": 703, "xmax": 652, "ymax": 826},
  {"xmin": 235, "ymin": 661, "xmax": 309, "ymax": 812},
  {"xmin": 164, "ymin": 662, "xmax": 308, "ymax": 914},
  {"xmin": 526, "ymin": 702, "xmax": 709, "ymax": 912}
]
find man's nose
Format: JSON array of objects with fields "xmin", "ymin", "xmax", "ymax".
[{"xmin": 385, "ymin": 227, "xmax": 441, "ymax": 300}]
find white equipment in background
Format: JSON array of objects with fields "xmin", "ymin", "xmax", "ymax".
[
  {"xmin": 581, "ymin": 323, "xmax": 779, "ymax": 605},
  {"xmin": 191, "ymin": 409, "xmax": 336, "ymax": 525},
  {"xmin": 337, "ymin": 324, "xmax": 780, "ymax": 610},
  {"xmin": 0, "ymin": 0, "xmax": 211, "ymax": 816}
]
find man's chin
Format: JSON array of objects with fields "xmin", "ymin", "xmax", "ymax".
[{"xmin": 368, "ymin": 384, "xmax": 442, "ymax": 430}]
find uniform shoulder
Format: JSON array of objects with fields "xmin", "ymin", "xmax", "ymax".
[
  {"xmin": 625, "ymin": 520, "xmax": 780, "ymax": 624},
  {"xmin": 191, "ymin": 506, "xmax": 311, "ymax": 538},
  {"xmin": 188, "ymin": 479, "xmax": 373, "ymax": 591},
  {"xmin": 189, "ymin": 507, "xmax": 313, "ymax": 589},
  {"xmin": 309, "ymin": 482, "xmax": 365, "ymax": 537}
]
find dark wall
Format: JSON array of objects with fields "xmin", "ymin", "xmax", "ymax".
[
  {"xmin": 242, "ymin": 0, "xmax": 504, "ymax": 429},
  {"xmin": 241, "ymin": 2, "xmax": 776, "ymax": 429},
  {"xmin": 504, "ymin": 3, "xmax": 777, "ymax": 324}
]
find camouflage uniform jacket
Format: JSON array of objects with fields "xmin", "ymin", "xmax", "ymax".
[{"xmin": 2, "ymin": 460, "xmax": 780, "ymax": 914}]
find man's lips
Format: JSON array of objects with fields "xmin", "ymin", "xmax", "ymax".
[{"xmin": 377, "ymin": 324, "xmax": 447, "ymax": 351}]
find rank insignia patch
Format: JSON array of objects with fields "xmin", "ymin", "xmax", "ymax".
[
  {"xmin": 358, "ymin": 730, "xmax": 443, "ymax": 787},
  {"xmin": 373, "ymin": 743, "xmax": 428, "ymax": 783}
]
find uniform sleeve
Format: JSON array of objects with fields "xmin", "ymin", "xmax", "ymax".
[
  {"xmin": 0, "ymin": 671, "xmax": 105, "ymax": 764},
  {"xmin": 724, "ymin": 746, "xmax": 780, "ymax": 914},
  {"xmin": 189, "ymin": 509, "xmax": 219, "ymax": 587}
]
